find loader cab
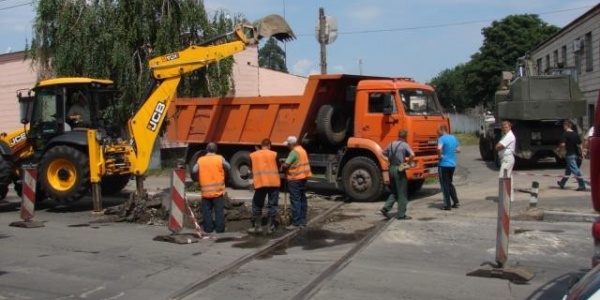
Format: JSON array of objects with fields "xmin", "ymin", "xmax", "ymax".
[{"xmin": 19, "ymin": 78, "xmax": 119, "ymax": 153}]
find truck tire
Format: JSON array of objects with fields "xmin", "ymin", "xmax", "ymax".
[
  {"xmin": 0, "ymin": 156, "xmax": 11, "ymax": 200},
  {"xmin": 229, "ymin": 150, "xmax": 252, "ymax": 189},
  {"xmin": 101, "ymin": 174, "xmax": 131, "ymax": 196},
  {"xmin": 39, "ymin": 145, "xmax": 90, "ymax": 203},
  {"xmin": 316, "ymin": 104, "xmax": 349, "ymax": 145},
  {"xmin": 341, "ymin": 156, "xmax": 384, "ymax": 202},
  {"xmin": 187, "ymin": 150, "xmax": 205, "ymax": 183},
  {"xmin": 479, "ymin": 137, "xmax": 494, "ymax": 161},
  {"xmin": 408, "ymin": 179, "xmax": 424, "ymax": 195}
]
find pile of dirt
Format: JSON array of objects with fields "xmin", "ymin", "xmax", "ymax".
[{"xmin": 100, "ymin": 192, "xmax": 251, "ymax": 227}]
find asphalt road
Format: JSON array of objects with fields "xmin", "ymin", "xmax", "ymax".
[{"xmin": 0, "ymin": 145, "xmax": 595, "ymax": 299}]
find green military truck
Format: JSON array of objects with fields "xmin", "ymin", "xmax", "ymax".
[{"xmin": 479, "ymin": 56, "xmax": 586, "ymax": 166}]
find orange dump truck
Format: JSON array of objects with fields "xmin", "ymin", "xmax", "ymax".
[{"xmin": 166, "ymin": 74, "xmax": 449, "ymax": 202}]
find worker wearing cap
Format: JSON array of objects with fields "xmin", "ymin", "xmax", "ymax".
[
  {"xmin": 281, "ymin": 135, "xmax": 312, "ymax": 230},
  {"xmin": 248, "ymin": 138, "xmax": 281, "ymax": 234},
  {"xmin": 193, "ymin": 142, "xmax": 230, "ymax": 235}
]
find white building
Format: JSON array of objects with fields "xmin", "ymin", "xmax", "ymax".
[{"xmin": 529, "ymin": 3, "xmax": 600, "ymax": 129}]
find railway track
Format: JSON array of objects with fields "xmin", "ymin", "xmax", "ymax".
[{"xmin": 168, "ymin": 201, "xmax": 392, "ymax": 300}]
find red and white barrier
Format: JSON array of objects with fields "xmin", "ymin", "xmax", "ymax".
[
  {"xmin": 496, "ymin": 173, "xmax": 511, "ymax": 268},
  {"xmin": 21, "ymin": 166, "xmax": 37, "ymax": 221},
  {"xmin": 168, "ymin": 168, "xmax": 186, "ymax": 233},
  {"xmin": 9, "ymin": 165, "xmax": 44, "ymax": 228},
  {"xmin": 165, "ymin": 168, "xmax": 202, "ymax": 239}
]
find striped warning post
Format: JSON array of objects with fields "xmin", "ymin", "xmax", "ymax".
[
  {"xmin": 21, "ymin": 166, "xmax": 37, "ymax": 221},
  {"xmin": 169, "ymin": 168, "xmax": 202, "ymax": 238},
  {"xmin": 169, "ymin": 168, "xmax": 186, "ymax": 233},
  {"xmin": 495, "ymin": 174, "xmax": 511, "ymax": 268}
]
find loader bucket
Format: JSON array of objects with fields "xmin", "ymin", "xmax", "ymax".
[{"xmin": 253, "ymin": 14, "xmax": 296, "ymax": 42}]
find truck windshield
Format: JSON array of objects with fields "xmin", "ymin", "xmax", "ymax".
[{"xmin": 399, "ymin": 89, "xmax": 443, "ymax": 116}]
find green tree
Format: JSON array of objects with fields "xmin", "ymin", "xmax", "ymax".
[
  {"xmin": 432, "ymin": 14, "xmax": 560, "ymax": 109},
  {"xmin": 430, "ymin": 64, "xmax": 467, "ymax": 112},
  {"xmin": 258, "ymin": 37, "xmax": 288, "ymax": 72},
  {"xmin": 27, "ymin": 0, "xmax": 234, "ymax": 123}
]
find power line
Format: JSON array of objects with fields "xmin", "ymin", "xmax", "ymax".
[
  {"xmin": 295, "ymin": 5, "xmax": 594, "ymax": 37},
  {"xmin": 0, "ymin": 1, "xmax": 34, "ymax": 12}
]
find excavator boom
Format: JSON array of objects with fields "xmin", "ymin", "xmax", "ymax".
[{"xmin": 126, "ymin": 14, "xmax": 294, "ymax": 175}]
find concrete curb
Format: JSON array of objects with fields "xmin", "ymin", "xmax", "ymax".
[{"xmin": 543, "ymin": 211, "xmax": 598, "ymax": 223}]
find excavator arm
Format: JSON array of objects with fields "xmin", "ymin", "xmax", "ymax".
[{"xmin": 124, "ymin": 15, "xmax": 294, "ymax": 175}]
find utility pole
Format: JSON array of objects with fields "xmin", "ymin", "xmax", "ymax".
[{"xmin": 318, "ymin": 7, "xmax": 327, "ymax": 74}]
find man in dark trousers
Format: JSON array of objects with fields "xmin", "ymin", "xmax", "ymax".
[
  {"xmin": 281, "ymin": 135, "xmax": 312, "ymax": 230},
  {"xmin": 557, "ymin": 119, "xmax": 587, "ymax": 191},
  {"xmin": 379, "ymin": 129, "xmax": 415, "ymax": 220},
  {"xmin": 248, "ymin": 138, "xmax": 281, "ymax": 234},
  {"xmin": 437, "ymin": 124, "xmax": 461, "ymax": 210},
  {"xmin": 193, "ymin": 142, "xmax": 231, "ymax": 236}
]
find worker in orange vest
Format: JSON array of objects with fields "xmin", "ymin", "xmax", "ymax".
[
  {"xmin": 192, "ymin": 142, "xmax": 230, "ymax": 236},
  {"xmin": 281, "ymin": 135, "xmax": 312, "ymax": 230},
  {"xmin": 248, "ymin": 138, "xmax": 281, "ymax": 234}
]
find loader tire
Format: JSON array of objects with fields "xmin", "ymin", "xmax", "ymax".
[
  {"xmin": 229, "ymin": 151, "xmax": 252, "ymax": 189},
  {"xmin": 341, "ymin": 156, "xmax": 384, "ymax": 202},
  {"xmin": 0, "ymin": 156, "xmax": 11, "ymax": 200},
  {"xmin": 101, "ymin": 174, "xmax": 131, "ymax": 196},
  {"xmin": 316, "ymin": 104, "xmax": 349, "ymax": 145},
  {"xmin": 39, "ymin": 145, "xmax": 90, "ymax": 203}
]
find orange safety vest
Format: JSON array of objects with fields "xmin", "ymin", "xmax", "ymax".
[
  {"xmin": 198, "ymin": 154, "xmax": 226, "ymax": 198},
  {"xmin": 250, "ymin": 149, "xmax": 281, "ymax": 189},
  {"xmin": 286, "ymin": 146, "xmax": 312, "ymax": 180}
]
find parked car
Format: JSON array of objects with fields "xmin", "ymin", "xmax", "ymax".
[{"xmin": 563, "ymin": 264, "xmax": 600, "ymax": 300}]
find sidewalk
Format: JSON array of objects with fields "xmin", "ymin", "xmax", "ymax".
[{"xmin": 421, "ymin": 164, "xmax": 600, "ymax": 223}]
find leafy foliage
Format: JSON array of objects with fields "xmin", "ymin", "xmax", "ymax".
[
  {"xmin": 431, "ymin": 14, "xmax": 560, "ymax": 111},
  {"xmin": 27, "ymin": 0, "xmax": 235, "ymax": 124},
  {"xmin": 258, "ymin": 37, "xmax": 288, "ymax": 73}
]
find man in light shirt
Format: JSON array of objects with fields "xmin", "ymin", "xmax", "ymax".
[{"xmin": 495, "ymin": 120, "xmax": 516, "ymax": 178}]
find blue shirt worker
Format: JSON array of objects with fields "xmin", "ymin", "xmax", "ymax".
[
  {"xmin": 193, "ymin": 142, "xmax": 231, "ymax": 235},
  {"xmin": 248, "ymin": 138, "xmax": 281, "ymax": 234},
  {"xmin": 281, "ymin": 135, "xmax": 312, "ymax": 230},
  {"xmin": 379, "ymin": 129, "xmax": 415, "ymax": 220},
  {"xmin": 437, "ymin": 124, "xmax": 461, "ymax": 210}
]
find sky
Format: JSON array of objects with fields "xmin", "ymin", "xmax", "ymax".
[{"xmin": 0, "ymin": 0, "xmax": 597, "ymax": 83}]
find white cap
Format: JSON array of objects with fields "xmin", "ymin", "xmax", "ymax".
[{"xmin": 284, "ymin": 135, "xmax": 298, "ymax": 145}]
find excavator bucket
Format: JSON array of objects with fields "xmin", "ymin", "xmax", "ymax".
[{"xmin": 253, "ymin": 14, "xmax": 296, "ymax": 42}]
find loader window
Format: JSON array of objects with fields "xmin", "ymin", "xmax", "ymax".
[{"xmin": 31, "ymin": 90, "xmax": 62, "ymax": 134}]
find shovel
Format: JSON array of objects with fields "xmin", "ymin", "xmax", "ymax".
[{"xmin": 279, "ymin": 181, "xmax": 292, "ymax": 227}]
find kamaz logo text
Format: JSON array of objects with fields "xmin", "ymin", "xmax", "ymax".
[
  {"xmin": 147, "ymin": 102, "xmax": 166, "ymax": 131},
  {"xmin": 10, "ymin": 132, "xmax": 26, "ymax": 146}
]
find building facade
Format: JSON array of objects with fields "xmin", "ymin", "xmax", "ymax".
[{"xmin": 529, "ymin": 4, "xmax": 600, "ymax": 129}]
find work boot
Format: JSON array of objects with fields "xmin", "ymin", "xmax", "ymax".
[
  {"xmin": 247, "ymin": 217, "xmax": 262, "ymax": 234},
  {"xmin": 266, "ymin": 217, "xmax": 276, "ymax": 234}
]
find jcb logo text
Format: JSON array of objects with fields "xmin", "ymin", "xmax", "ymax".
[{"xmin": 147, "ymin": 102, "xmax": 166, "ymax": 132}]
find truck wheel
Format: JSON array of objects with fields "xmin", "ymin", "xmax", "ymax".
[
  {"xmin": 316, "ymin": 104, "xmax": 349, "ymax": 145},
  {"xmin": 408, "ymin": 179, "xmax": 424, "ymax": 195},
  {"xmin": 0, "ymin": 156, "xmax": 11, "ymax": 200},
  {"xmin": 187, "ymin": 150, "xmax": 205, "ymax": 183},
  {"xmin": 341, "ymin": 156, "xmax": 384, "ymax": 202},
  {"xmin": 39, "ymin": 145, "xmax": 90, "ymax": 203},
  {"xmin": 229, "ymin": 150, "xmax": 252, "ymax": 189},
  {"xmin": 101, "ymin": 174, "xmax": 131, "ymax": 196},
  {"xmin": 479, "ymin": 138, "xmax": 493, "ymax": 161}
]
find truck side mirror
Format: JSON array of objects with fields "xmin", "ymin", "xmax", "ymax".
[{"xmin": 383, "ymin": 94, "xmax": 394, "ymax": 115}]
